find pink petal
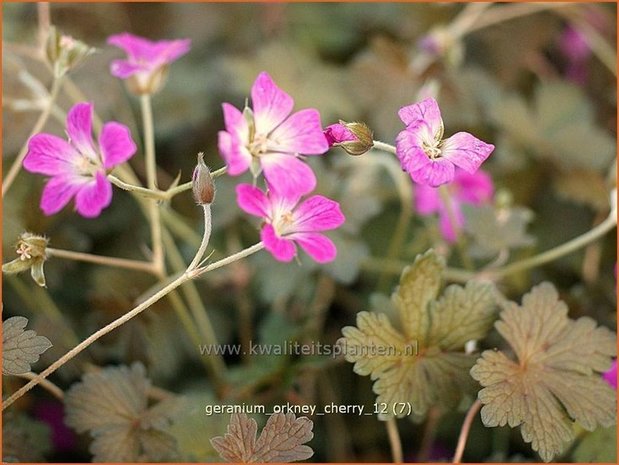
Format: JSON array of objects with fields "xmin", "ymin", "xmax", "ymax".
[
  {"xmin": 109, "ymin": 59, "xmax": 144, "ymax": 78},
  {"xmin": 269, "ymin": 109, "xmax": 329, "ymax": 155},
  {"xmin": 395, "ymin": 122, "xmax": 435, "ymax": 168},
  {"xmin": 23, "ymin": 134, "xmax": 81, "ymax": 176},
  {"xmin": 603, "ymin": 360, "xmax": 617, "ymax": 389},
  {"xmin": 438, "ymin": 202, "xmax": 465, "ymax": 244},
  {"xmin": 40, "ymin": 176, "xmax": 83, "ymax": 216},
  {"xmin": 415, "ymin": 184, "xmax": 441, "ymax": 215},
  {"xmin": 289, "ymin": 232, "xmax": 337, "ymax": 263},
  {"xmin": 260, "ymin": 154, "xmax": 316, "ymax": 197},
  {"xmin": 236, "ymin": 184, "xmax": 270, "ymax": 218},
  {"xmin": 218, "ymin": 131, "xmax": 251, "ymax": 176},
  {"xmin": 74, "ymin": 171, "xmax": 113, "ymax": 218},
  {"xmin": 441, "ymin": 132, "xmax": 494, "ymax": 174},
  {"xmin": 398, "ymin": 98, "xmax": 443, "ymax": 137},
  {"xmin": 324, "ymin": 123, "xmax": 357, "ymax": 146},
  {"xmin": 294, "ymin": 195, "xmax": 345, "ymax": 232},
  {"xmin": 410, "ymin": 158, "xmax": 455, "ymax": 187},
  {"xmin": 156, "ymin": 38, "xmax": 191, "ymax": 63},
  {"xmin": 99, "ymin": 122, "xmax": 137, "ymax": 169},
  {"xmin": 108, "ymin": 33, "xmax": 157, "ymax": 59},
  {"xmin": 108, "ymin": 33, "xmax": 190, "ymax": 72},
  {"xmin": 261, "ymin": 224, "xmax": 296, "ymax": 262},
  {"xmin": 222, "ymin": 103, "xmax": 249, "ymax": 141},
  {"xmin": 66, "ymin": 102, "xmax": 97, "ymax": 158},
  {"xmin": 453, "ymin": 169, "xmax": 494, "ymax": 205},
  {"xmin": 251, "ymin": 72, "xmax": 294, "ymax": 135}
]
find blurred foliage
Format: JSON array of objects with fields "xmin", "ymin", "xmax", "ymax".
[{"xmin": 2, "ymin": 2, "xmax": 616, "ymax": 463}]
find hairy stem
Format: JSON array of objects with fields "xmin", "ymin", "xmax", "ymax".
[
  {"xmin": 140, "ymin": 94, "xmax": 165, "ymax": 276},
  {"xmin": 2, "ymin": 242, "xmax": 264, "ymax": 411},
  {"xmin": 3, "ymin": 77, "xmax": 63, "ymax": 196},
  {"xmin": 453, "ymin": 400, "xmax": 482, "ymax": 463},
  {"xmin": 15, "ymin": 371, "xmax": 63, "ymax": 400},
  {"xmin": 386, "ymin": 417, "xmax": 403, "ymax": 463},
  {"xmin": 46, "ymin": 247, "xmax": 155, "ymax": 274}
]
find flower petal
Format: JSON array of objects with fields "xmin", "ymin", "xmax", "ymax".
[
  {"xmin": 324, "ymin": 123, "xmax": 357, "ymax": 146},
  {"xmin": 218, "ymin": 131, "xmax": 251, "ymax": 176},
  {"xmin": 74, "ymin": 171, "xmax": 113, "ymax": 218},
  {"xmin": 251, "ymin": 72, "xmax": 294, "ymax": 135},
  {"xmin": 269, "ymin": 109, "xmax": 329, "ymax": 155},
  {"xmin": 294, "ymin": 195, "xmax": 345, "ymax": 232},
  {"xmin": 66, "ymin": 102, "xmax": 97, "ymax": 158},
  {"xmin": 99, "ymin": 122, "xmax": 137, "ymax": 169},
  {"xmin": 40, "ymin": 176, "xmax": 83, "ymax": 216},
  {"xmin": 410, "ymin": 158, "xmax": 455, "ymax": 187},
  {"xmin": 438, "ymin": 199, "xmax": 464, "ymax": 244},
  {"xmin": 222, "ymin": 103, "xmax": 249, "ymax": 142},
  {"xmin": 260, "ymin": 153, "xmax": 316, "ymax": 197},
  {"xmin": 395, "ymin": 122, "xmax": 434, "ymax": 168},
  {"xmin": 108, "ymin": 33, "xmax": 190, "ymax": 69},
  {"xmin": 23, "ymin": 134, "xmax": 81, "ymax": 176},
  {"xmin": 453, "ymin": 169, "xmax": 494, "ymax": 205},
  {"xmin": 398, "ymin": 98, "xmax": 443, "ymax": 137},
  {"xmin": 109, "ymin": 59, "xmax": 143, "ymax": 78},
  {"xmin": 441, "ymin": 132, "xmax": 494, "ymax": 174},
  {"xmin": 289, "ymin": 232, "xmax": 337, "ymax": 263},
  {"xmin": 261, "ymin": 224, "xmax": 296, "ymax": 262},
  {"xmin": 236, "ymin": 184, "xmax": 270, "ymax": 218},
  {"xmin": 415, "ymin": 184, "xmax": 441, "ymax": 215}
]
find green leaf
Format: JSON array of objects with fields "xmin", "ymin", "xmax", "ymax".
[
  {"xmin": 2, "ymin": 316, "xmax": 52, "ymax": 375},
  {"xmin": 64, "ymin": 362, "xmax": 179, "ymax": 462},
  {"xmin": 210, "ymin": 413, "xmax": 314, "ymax": 462},
  {"xmin": 2, "ymin": 411, "xmax": 51, "ymax": 462},
  {"xmin": 470, "ymin": 283, "xmax": 617, "ymax": 462},
  {"xmin": 341, "ymin": 250, "xmax": 498, "ymax": 418},
  {"xmin": 572, "ymin": 426, "xmax": 617, "ymax": 462}
]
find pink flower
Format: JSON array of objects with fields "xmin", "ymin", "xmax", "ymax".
[
  {"xmin": 107, "ymin": 32, "xmax": 191, "ymax": 94},
  {"xmin": 396, "ymin": 98, "xmax": 494, "ymax": 187},
  {"xmin": 603, "ymin": 360, "xmax": 617, "ymax": 389},
  {"xmin": 415, "ymin": 169, "xmax": 494, "ymax": 243},
  {"xmin": 219, "ymin": 72, "xmax": 329, "ymax": 197},
  {"xmin": 23, "ymin": 102, "xmax": 137, "ymax": 218},
  {"xmin": 236, "ymin": 183, "xmax": 345, "ymax": 263}
]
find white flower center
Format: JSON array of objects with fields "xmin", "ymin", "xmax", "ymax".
[
  {"xmin": 273, "ymin": 211, "xmax": 295, "ymax": 236},
  {"xmin": 423, "ymin": 140, "xmax": 442, "ymax": 160}
]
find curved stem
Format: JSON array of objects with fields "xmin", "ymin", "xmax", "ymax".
[
  {"xmin": 3, "ymin": 77, "xmax": 63, "ymax": 196},
  {"xmin": 2, "ymin": 242, "xmax": 264, "ymax": 411},
  {"xmin": 453, "ymin": 400, "xmax": 481, "ymax": 463},
  {"xmin": 187, "ymin": 204, "xmax": 212, "ymax": 271},
  {"xmin": 46, "ymin": 247, "xmax": 155, "ymax": 274},
  {"xmin": 386, "ymin": 417, "xmax": 403, "ymax": 463}
]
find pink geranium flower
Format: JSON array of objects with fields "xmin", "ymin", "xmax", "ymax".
[
  {"xmin": 416, "ymin": 169, "xmax": 494, "ymax": 243},
  {"xmin": 396, "ymin": 98, "xmax": 494, "ymax": 187},
  {"xmin": 603, "ymin": 360, "xmax": 617, "ymax": 389},
  {"xmin": 107, "ymin": 32, "xmax": 191, "ymax": 94},
  {"xmin": 219, "ymin": 72, "xmax": 329, "ymax": 197},
  {"xmin": 236, "ymin": 183, "xmax": 345, "ymax": 263},
  {"xmin": 23, "ymin": 102, "xmax": 137, "ymax": 218}
]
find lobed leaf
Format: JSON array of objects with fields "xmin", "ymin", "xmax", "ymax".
[
  {"xmin": 471, "ymin": 283, "xmax": 617, "ymax": 462},
  {"xmin": 2, "ymin": 316, "xmax": 52, "ymax": 375}
]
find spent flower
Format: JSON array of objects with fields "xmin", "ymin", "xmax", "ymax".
[
  {"xmin": 23, "ymin": 102, "xmax": 137, "ymax": 218},
  {"xmin": 236, "ymin": 183, "xmax": 345, "ymax": 263},
  {"xmin": 46, "ymin": 27, "xmax": 95, "ymax": 78},
  {"xmin": 107, "ymin": 32, "xmax": 191, "ymax": 95},
  {"xmin": 396, "ymin": 97, "xmax": 494, "ymax": 187},
  {"xmin": 416, "ymin": 169, "xmax": 494, "ymax": 243},
  {"xmin": 2, "ymin": 232, "xmax": 49, "ymax": 287},
  {"xmin": 219, "ymin": 72, "xmax": 329, "ymax": 197}
]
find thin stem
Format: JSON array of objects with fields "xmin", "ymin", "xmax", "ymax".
[
  {"xmin": 372, "ymin": 140, "xmax": 397, "ymax": 154},
  {"xmin": 453, "ymin": 400, "xmax": 482, "ymax": 463},
  {"xmin": 108, "ymin": 174, "xmax": 166, "ymax": 200},
  {"xmin": 187, "ymin": 205, "xmax": 212, "ymax": 271},
  {"xmin": 37, "ymin": 3, "xmax": 51, "ymax": 49},
  {"xmin": 386, "ymin": 417, "xmax": 403, "ymax": 463},
  {"xmin": 140, "ymin": 94, "xmax": 165, "ymax": 275},
  {"xmin": 46, "ymin": 247, "xmax": 155, "ymax": 274},
  {"xmin": 417, "ymin": 406, "xmax": 442, "ymax": 461},
  {"xmin": 2, "ymin": 241, "xmax": 265, "ymax": 411},
  {"xmin": 14, "ymin": 372, "xmax": 63, "ymax": 400},
  {"xmin": 3, "ymin": 77, "xmax": 62, "ymax": 195}
]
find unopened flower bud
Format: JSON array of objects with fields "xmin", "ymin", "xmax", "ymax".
[
  {"xmin": 324, "ymin": 121, "xmax": 374, "ymax": 156},
  {"xmin": 192, "ymin": 152, "xmax": 215, "ymax": 205},
  {"xmin": 46, "ymin": 27, "xmax": 94, "ymax": 78},
  {"xmin": 2, "ymin": 232, "xmax": 49, "ymax": 287}
]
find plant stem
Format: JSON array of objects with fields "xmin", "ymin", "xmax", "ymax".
[
  {"xmin": 3, "ymin": 77, "xmax": 62, "ymax": 196},
  {"xmin": 2, "ymin": 241, "xmax": 264, "ymax": 411},
  {"xmin": 46, "ymin": 247, "xmax": 155, "ymax": 274},
  {"xmin": 453, "ymin": 400, "xmax": 482, "ymax": 463},
  {"xmin": 386, "ymin": 417, "xmax": 403, "ymax": 463},
  {"xmin": 417, "ymin": 406, "xmax": 442, "ymax": 461},
  {"xmin": 187, "ymin": 205, "xmax": 212, "ymax": 270},
  {"xmin": 140, "ymin": 94, "xmax": 165, "ymax": 276},
  {"xmin": 15, "ymin": 372, "xmax": 63, "ymax": 400}
]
